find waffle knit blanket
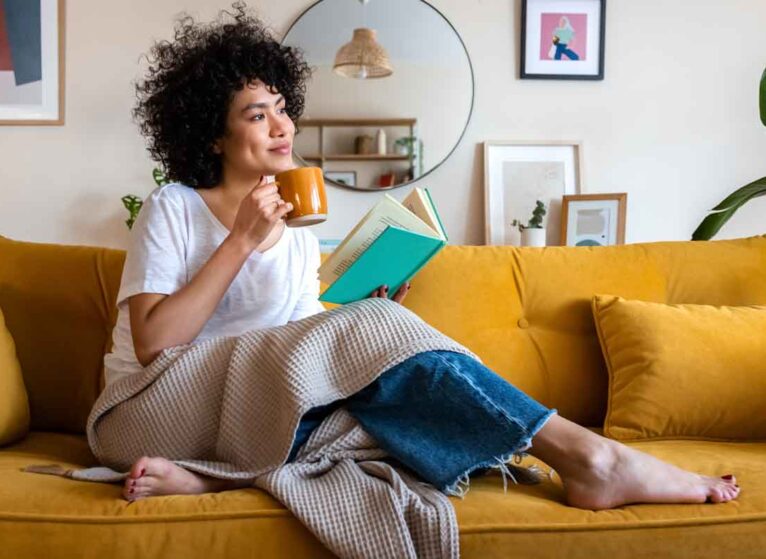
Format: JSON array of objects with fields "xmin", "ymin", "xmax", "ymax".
[{"xmin": 67, "ymin": 299, "xmax": 488, "ymax": 558}]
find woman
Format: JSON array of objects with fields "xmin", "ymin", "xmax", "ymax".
[
  {"xmin": 553, "ymin": 16, "xmax": 580, "ymax": 60},
  {"xmin": 106, "ymin": 3, "xmax": 740, "ymax": 510}
]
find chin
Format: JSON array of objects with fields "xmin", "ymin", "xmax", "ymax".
[{"xmin": 265, "ymin": 159, "xmax": 295, "ymax": 175}]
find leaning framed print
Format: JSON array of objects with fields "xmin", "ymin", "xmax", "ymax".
[
  {"xmin": 484, "ymin": 140, "xmax": 583, "ymax": 247},
  {"xmin": 560, "ymin": 193, "xmax": 626, "ymax": 246},
  {"xmin": 520, "ymin": 0, "xmax": 606, "ymax": 80},
  {"xmin": 325, "ymin": 171, "xmax": 357, "ymax": 188},
  {"xmin": 0, "ymin": 0, "xmax": 65, "ymax": 125}
]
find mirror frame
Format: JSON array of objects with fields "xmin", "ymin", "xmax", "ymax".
[{"xmin": 282, "ymin": 0, "xmax": 475, "ymax": 191}]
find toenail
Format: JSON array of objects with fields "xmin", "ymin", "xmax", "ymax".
[
  {"xmin": 722, "ymin": 474, "xmax": 733, "ymax": 480},
  {"xmin": 140, "ymin": 468, "xmax": 146, "ymax": 476},
  {"xmin": 129, "ymin": 488, "xmax": 134, "ymax": 494}
]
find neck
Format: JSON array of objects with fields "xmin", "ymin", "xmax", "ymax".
[{"xmin": 216, "ymin": 168, "xmax": 266, "ymax": 203}]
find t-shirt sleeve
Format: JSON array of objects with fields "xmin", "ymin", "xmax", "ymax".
[
  {"xmin": 116, "ymin": 187, "xmax": 188, "ymax": 307},
  {"xmin": 289, "ymin": 231, "xmax": 325, "ymax": 322}
]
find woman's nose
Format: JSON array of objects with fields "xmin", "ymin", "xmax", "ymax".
[{"xmin": 270, "ymin": 116, "xmax": 291, "ymax": 138}]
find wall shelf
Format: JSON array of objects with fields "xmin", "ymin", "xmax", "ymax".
[
  {"xmin": 301, "ymin": 154, "xmax": 411, "ymax": 162},
  {"xmin": 299, "ymin": 118, "xmax": 417, "ymax": 127},
  {"xmin": 295, "ymin": 118, "xmax": 419, "ymax": 188}
]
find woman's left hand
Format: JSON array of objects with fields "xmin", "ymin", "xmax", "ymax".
[{"xmin": 369, "ymin": 282, "xmax": 411, "ymax": 304}]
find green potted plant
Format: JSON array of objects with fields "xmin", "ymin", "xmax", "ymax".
[
  {"xmin": 121, "ymin": 168, "xmax": 169, "ymax": 230},
  {"xmin": 393, "ymin": 136, "xmax": 423, "ymax": 177},
  {"xmin": 512, "ymin": 200, "xmax": 547, "ymax": 247},
  {"xmin": 692, "ymin": 68, "xmax": 766, "ymax": 240}
]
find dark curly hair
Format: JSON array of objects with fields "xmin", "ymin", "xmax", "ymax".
[{"xmin": 133, "ymin": 2, "xmax": 312, "ymax": 188}]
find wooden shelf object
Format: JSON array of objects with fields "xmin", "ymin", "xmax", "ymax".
[
  {"xmin": 298, "ymin": 118, "xmax": 416, "ymax": 127},
  {"xmin": 301, "ymin": 154, "xmax": 410, "ymax": 161},
  {"xmin": 296, "ymin": 118, "xmax": 417, "ymax": 170}
]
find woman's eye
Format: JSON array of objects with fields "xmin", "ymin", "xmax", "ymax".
[
  {"xmin": 250, "ymin": 113, "xmax": 265, "ymax": 121},
  {"xmin": 278, "ymin": 107, "xmax": 287, "ymax": 114}
]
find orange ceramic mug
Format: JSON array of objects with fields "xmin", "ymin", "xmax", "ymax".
[{"xmin": 274, "ymin": 167, "xmax": 328, "ymax": 227}]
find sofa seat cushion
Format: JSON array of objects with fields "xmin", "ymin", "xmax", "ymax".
[{"xmin": 2, "ymin": 432, "xmax": 765, "ymax": 558}]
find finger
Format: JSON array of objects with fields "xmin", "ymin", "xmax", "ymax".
[
  {"xmin": 252, "ymin": 183, "xmax": 279, "ymax": 199},
  {"xmin": 250, "ymin": 177, "xmax": 275, "ymax": 194},
  {"xmin": 393, "ymin": 283, "xmax": 409, "ymax": 303},
  {"xmin": 275, "ymin": 202, "xmax": 294, "ymax": 219},
  {"xmin": 258, "ymin": 193, "xmax": 282, "ymax": 209}
]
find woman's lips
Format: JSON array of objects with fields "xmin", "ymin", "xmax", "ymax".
[{"xmin": 269, "ymin": 145, "xmax": 292, "ymax": 155}]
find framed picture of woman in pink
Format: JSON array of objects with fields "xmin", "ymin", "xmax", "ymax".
[{"xmin": 520, "ymin": 0, "xmax": 606, "ymax": 80}]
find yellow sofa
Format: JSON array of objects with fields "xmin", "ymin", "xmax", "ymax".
[{"xmin": 1, "ymin": 234, "xmax": 765, "ymax": 558}]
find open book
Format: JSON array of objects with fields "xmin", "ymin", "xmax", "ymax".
[{"xmin": 318, "ymin": 188, "xmax": 448, "ymax": 304}]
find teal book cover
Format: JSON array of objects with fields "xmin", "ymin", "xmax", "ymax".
[{"xmin": 319, "ymin": 225, "xmax": 446, "ymax": 304}]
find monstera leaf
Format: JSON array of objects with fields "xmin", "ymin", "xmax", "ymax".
[
  {"xmin": 761, "ymin": 67, "xmax": 766, "ymax": 126},
  {"xmin": 692, "ymin": 177, "xmax": 766, "ymax": 240},
  {"xmin": 692, "ymin": 68, "xmax": 766, "ymax": 240}
]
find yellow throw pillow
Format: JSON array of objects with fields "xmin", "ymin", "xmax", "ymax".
[
  {"xmin": 0, "ymin": 307, "xmax": 30, "ymax": 445},
  {"xmin": 592, "ymin": 295, "xmax": 766, "ymax": 442}
]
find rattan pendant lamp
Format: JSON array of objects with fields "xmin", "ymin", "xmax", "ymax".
[{"xmin": 332, "ymin": 0, "xmax": 393, "ymax": 79}]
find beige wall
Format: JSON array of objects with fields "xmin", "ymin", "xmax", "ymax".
[{"xmin": 1, "ymin": 0, "xmax": 764, "ymax": 249}]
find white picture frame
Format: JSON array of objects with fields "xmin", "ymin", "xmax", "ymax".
[
  {"xmin": 324, "ymin": 171, "xmax": 357, "ymax": 188},
  {"xmin": 0, "ymin": 0, "xmax": 65, "ymax": 124},
  {"xmin": 483, "ymin": 140, "xmax": 583, "ymax": 246}
]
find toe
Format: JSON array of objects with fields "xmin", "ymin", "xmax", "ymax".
[
  {"xmin": 123, "ymin": 483, "xmax": 139, "ymax": 501},
  {"xmin": 129, "ymin": 456, "xmax": 151, "ymax": 480},
  {"xmin": 131, "ymin": 488, "xmax": 150, "ymax": 501},
  {"xmin": 133, "ymin": 477, "xmax": 154, "ymax": 492}
]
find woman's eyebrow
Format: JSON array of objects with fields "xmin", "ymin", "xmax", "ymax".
[{"xmin": 241, "ymin": 95, "xmax": 285, "ymax": 113}]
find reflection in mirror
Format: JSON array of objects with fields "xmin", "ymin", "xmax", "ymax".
[{"xmin": 283, "ymin": 0, "xmax": 474, "ymax": 191}]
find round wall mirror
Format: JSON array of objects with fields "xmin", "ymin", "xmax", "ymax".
[{"xmin": 283, "ymin": 0, "xmax": 474, "ymax": 191}]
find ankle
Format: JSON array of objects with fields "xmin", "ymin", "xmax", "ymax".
[{"xmin": 576, "ymin": 437, "xmax": 618, "ymax": 479}]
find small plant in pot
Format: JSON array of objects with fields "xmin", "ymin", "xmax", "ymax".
[{"xmin": 512, "ymin": 200, "xmax": 547, "ymax": 247}]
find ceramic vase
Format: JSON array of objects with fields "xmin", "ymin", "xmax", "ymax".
[{"xmin": 521, "ymin": 228, "xmax": 546, "ymax": 247}]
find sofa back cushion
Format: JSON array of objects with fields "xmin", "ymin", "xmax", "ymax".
[
  {"xmin": 382, "ymin": 236, "xmax": 766, "ymax": 426},
  {"xmin": 0, "ymin": 236, "xmax": 124, "ymax": 433},
  {"xmin": 2, "ymin": 234, "xmax": 765, "ymax": 433}
]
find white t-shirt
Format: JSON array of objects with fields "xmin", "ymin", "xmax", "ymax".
[{"xmin": 103, "ymin": 182, "xmax": 325, "ymax": 386}]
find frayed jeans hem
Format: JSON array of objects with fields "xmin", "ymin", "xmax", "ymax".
[{"xmin": 441, "ymin": 408, "xmax": 557, "ymax": 498}]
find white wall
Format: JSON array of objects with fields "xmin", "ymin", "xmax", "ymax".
[{"xmin": 1, "ymin": 0, "xmax": 764, "ymax": 249}]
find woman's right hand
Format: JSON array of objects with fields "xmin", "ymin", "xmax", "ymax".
[{"xmin": 229, "ymin": 177, "xmax": 293, "ymax": 252}]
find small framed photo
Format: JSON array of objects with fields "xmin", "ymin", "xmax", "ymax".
[
  {"xmin": 0, "ymin": 0, "xmax": 65, "ymax": 124},
  {"xmin": 561, "ymin": 193, "xmax": 626, "ymax": 246},
  {"xmin": 324, "ymin": 171, "xmax": 357, "ymax": 187},
  {"xmin": 520, "ymin": 0, "xmax": 606, "ymax": 80},
  {"xmin": 484, "ymin": 140, "xmax": 583, "ymax": 246}
]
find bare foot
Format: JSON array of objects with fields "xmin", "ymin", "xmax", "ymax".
[
  {"xmin": 122, "ymin": 456, "xmax": 252, "ymax": 501},
  {"xmin": 560, "ymin": 438, "xmax": 741, "ymax": 510},
  {"xmin": 528, "ymin": 415, "xmax": 741, "ymax": 510}
]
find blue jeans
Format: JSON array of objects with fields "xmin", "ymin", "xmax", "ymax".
[
  {"xmin": 555, "ymin": 43, "xmax": 580, "ymax": 60},
  {"xmin": 288, "ymin": 350, "xmax": 557, "ymax": 494}
]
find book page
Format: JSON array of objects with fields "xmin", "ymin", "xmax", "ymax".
[
  {"xmin": 318, "ymin": 194, "xmax": 438, "ymax": 284},
  {"xmin": 401, "ymin": 188, "xmax": 445, "ymax": 240}
]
